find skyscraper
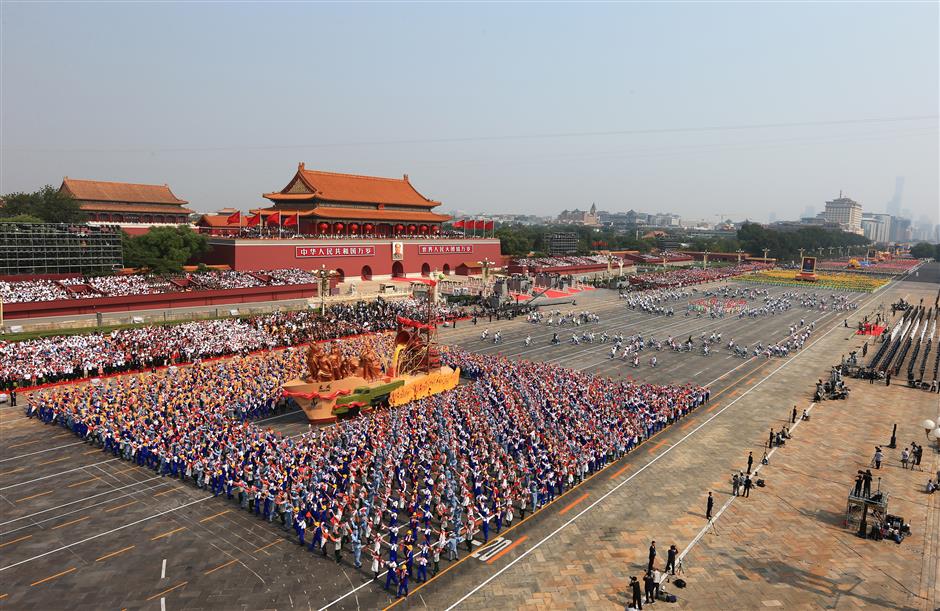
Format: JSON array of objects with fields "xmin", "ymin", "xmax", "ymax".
[{"xmin": 886, "ymin": 176, "xmax": 904, "ymax": 217}]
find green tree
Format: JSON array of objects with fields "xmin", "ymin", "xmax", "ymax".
[
  {"xmin": 1, "ymin": 185, "xmax": 87, "ymax": 223},
  {"xmin": 122, "ymin": 226, "xmax": 210, "ymax": 274},
  {"xmin": 909, "ymin": 242, "xmax": 938, "ymax": 259},
  {"xmin": 0, "ymin": 214, "xmax": 46, "ymax": 224}
]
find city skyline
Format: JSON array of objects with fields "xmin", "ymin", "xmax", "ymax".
[{"xmin": 3, "ymin": 3, "xmax": 938, "ymax": 225}]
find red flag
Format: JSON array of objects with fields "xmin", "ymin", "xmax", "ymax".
[
  {"xmin": 452, "ymin": 220, "xmax": 464, "ymax": 229},
  {"xmin": 246, "ymin": 213, "xmax": 261, "ymax": 227},
  {"xmin": 266, "ymin": 211, "xmax": 281, "ymax": 225},
  {"xmin": 283, "ymin": 213, "xmax": 298, "ymax": 227},
  {"xmin": 226, "ymin": 210, "xmax": 241, "ymax": 225},
  {"xmin": 475, "ymin": 220, "xmax": 486, "ymax": 230},
  {"xmin": 484, "ymin": 220, "xmax": 494, "ymax": 230}
]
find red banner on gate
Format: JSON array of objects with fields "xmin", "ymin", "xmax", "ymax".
[
  {"xmin": 295, "ymin": 246, "xmax": 376, "ymax": 258},
  {"xmin": 418, "ymin": 244, "xmax": 474, "ymax": 255}
]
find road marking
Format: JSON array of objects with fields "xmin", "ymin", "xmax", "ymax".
[
  {"xmin": 1, "ymin": 476, "xmax": 164, "ymax": 529},
  {"xmin": 647, "ymin": 439, "xmax": 669, "ymax": 454},
  {"xmin": 0, "ymin": 467, "xmax": 26, "ymax": 477},
  {"xmin": 96, "ymin": 545, "xmax": 135, "ymax": 562},
  {"xmin": 52, "ymin": 516, "xmax": 90, "ymax": 530},
  {"xmin": 83, "ymin": 449, "xmax": 101, "ymax": 456},
  {"xmin": 608, "ymin": 464, "xmax": 632, "ymax": 480},
  {"xmin": 254, "ymin": 539, "xmax": 282, "ymax": 554},
  {"xmin": 0, "ymin": 441, "xmax": 85, "ymax": 463},
  {"xmin": 67, "ymin": 476, "xmax": 101, "ymax": 488},
  {"xmin": 199, "ymin": 509, "xmax": 231, "ymax": 523},
  {"xmin": 472, "ymin": 537, "xmax": 513, "ymax": 562},
  {"xmin": 0, "ymin": 534, "xmax": 31, "ymax": 548},
  {"xmin": 30, "ymin": 567, "xmax": 77, "ymax": 587},
  {"xmin": 15, "ymin": 490, "xmax": 52, "ymax": 503},
  {"xmin": 145, "ymin": 581, "xmax": 188, "ymax": 601},
  {"xmin": 559, "ymin": 493, "xmax": 589, "ymax": 515},
  {"xmin": 151, "ymin": 526, "xmax": 187, "ymax": 541},
  {"xmin": 0, "ymin": 459, "xmax": 119, "ymax": 491},
  {"xmin": 161, "ymin": 558, "xmax": 167, "ymax": 579},
  {"xmin": 105, "ymin": 500, "xmax": 137, "ymax": 513},
  {"xmin": 204, "ymin": 559, "xmax": 237, "ymax": 575},
  {"xmin": 153, "ymin": 488, "xmax": 176, "ymax": 497},
  {"xmin": 7, "ymin": 440, "xmax": 42, "ymax": 449},
  {"xmin": 486, "ymin": 535, "xmax": 528, "ymax": 565}
]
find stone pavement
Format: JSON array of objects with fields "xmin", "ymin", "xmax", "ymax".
[{"xmin": 677, "ymin": 378, "xmax": 939, "ymax": 611}]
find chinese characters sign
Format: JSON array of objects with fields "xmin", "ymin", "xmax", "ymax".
[
  {"xmin": 295, "ymin": 246, "xmax": 376, "ymax": 258},
  {"xmin": 418, "ymin": 244, "xmax": 474, "ymax": 255}
]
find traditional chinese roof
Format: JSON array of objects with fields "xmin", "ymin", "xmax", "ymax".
[
  {"xmin": 251, "ymin": 207, "xmax": 450, "ymax": 224},
  {"xmin": 197, "ymin": 214, "xmax": 247, "ymax": 227},
  {"xmin": 263, "ymin": 163, "xmax": 440, "ymax": 208},
  {"xmin": 79, "ymin": 202, "xmax": 194, "ymax": 214},
  {"xmin": 60, "ymin": 178, "xmax": 189, "ymax": 206}
]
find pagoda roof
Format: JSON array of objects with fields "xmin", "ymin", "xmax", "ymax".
[
  {"xmin": 264, "ymin": 163, "xmax": 440, "ymax": 208},
  {"xmin": 253, "ymin": 206, "xmax": 450, "ymax": 224},
  {"xmin": 61, "ymin": 177, "xmax": 189, "ymax": 206}
]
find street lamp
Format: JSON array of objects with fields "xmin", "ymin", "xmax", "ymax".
[
  {"xmin": 762, "ymin": 247, "xmax": 770, "ymax": 263},
  {"xmin": 316, "ymin": 264, "xmax": 336, "ymax": 315},
  {"xmin": 735, "ymin": 249, "xmax": 744, "ymax": 265},
  {"xmin": 703, "ymin": 250, "xmax": 710, "ymax": 270},
  {"xmin": 478, "ymin": 258, "xmax": 494, "ymax": 283}
]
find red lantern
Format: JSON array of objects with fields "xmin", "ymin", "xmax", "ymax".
[
  {"xmin": 350, "ymin": 223, "xmax": 359, "ymax": 232},
  {"xmin": 408, "ymin": 224, "xmax": 417, "ymax": 234},
  {"xmin": 364, "ymin": 223, "xmax": 374, "ymax": 232},
  {"xmin": 432, "ymin": 225, "xmax": 440, "ymax": 233},
  {"xmin": 395, "ymin": 224, "xmax": 404, "ymax": 232},
  {"xmin": 318, "ymin": 222, "xmax": 329, "ymax": 232},
  {"xmin": 420, "ymin": 225, "xmax": 428, "ymax": 233},
  {"xmin": 335, "ymin": 222, "xmax": 344, "ymax": 232}
]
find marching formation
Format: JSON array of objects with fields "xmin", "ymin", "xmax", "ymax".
[{"xmin": 23, "ymin": 334, "xmax": 708, "ymax": 598}]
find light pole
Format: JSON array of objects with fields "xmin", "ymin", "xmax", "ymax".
[
  {"xmin": 478, "ymin": 258, "xmax": 494, "ymax": 283},
  {"xmin": 316, "ymin": 264, "xmax": 335, "ymax": 315},
  {"xmin": 762, "ymin": 247, "xmax": 770, "ymax": 263},
  {"xmin": 703, "ymin": 250, "xmax": 710, "ymax": 270},
  {"xmin": 735, "ymin": 249, "xmax": 744, "ymax": 265}
]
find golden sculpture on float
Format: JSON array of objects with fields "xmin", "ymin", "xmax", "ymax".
[{"xmin": 282, "ymin": 316, "xmax": 457, "ymax": 423}]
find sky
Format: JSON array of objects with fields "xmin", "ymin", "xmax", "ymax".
[{"xmin": 2, "ymin": 2, "xmax": 938, "ymax": 225}]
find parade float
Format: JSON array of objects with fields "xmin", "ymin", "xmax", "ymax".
[{"xmin": 281, "ymin": 316, "xmax": 459, "ymax": 423}]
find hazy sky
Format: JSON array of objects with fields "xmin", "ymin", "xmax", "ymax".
[{"xmin": 2, "ymin": 3, "xmax": 938, "ymax": 224}]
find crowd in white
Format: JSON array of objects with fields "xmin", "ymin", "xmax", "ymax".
[{"xmin": 0, "ymin": 269, "xmax": 328, "ymax": 304}]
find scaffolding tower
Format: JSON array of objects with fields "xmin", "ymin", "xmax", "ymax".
[{"xmin": 0, "ymin": 223, "xmax": 123, "ymax": 276}]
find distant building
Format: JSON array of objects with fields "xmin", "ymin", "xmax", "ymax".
[
  {"xmin": 59, "ymin": 177, "xmax": 194, "ymax": 235},
  {"xmin": 821, "ymin": 194, "xmax": 863, "ymax": 234},
  {"xmin": 861, "ymin": 213, "xmax": 892, "ymax": 244},
  {"xmin": 557, "ymin": 203, "xmax": 600, "ymax": 226},
  {"xmin": 543, "ymin": 232, "xmax": 578, "ymax": 255},
  {"xmin": 885, "ymin": 176, "xmax": 904, "ymax": 217},
  {"xmin": 889, "ymin": 217, "xmax": 912, "ymax": 243}
]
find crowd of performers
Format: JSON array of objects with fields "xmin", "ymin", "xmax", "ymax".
[
  {"xmin": 23, "ymin": 334, "xmax": 708, "ymax": 598},
  {"xmin": 1, "ymin": 298, "xmax": 465, "ymax": 388},
  {"xmin": 479, "ymin": 285, "xmax": 843, "ymax": 367}
]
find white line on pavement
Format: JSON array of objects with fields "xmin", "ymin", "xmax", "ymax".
[
  {"xmin": 0, "ymin": 441, "xmax": 87, "ymax": 463},
  {"xmin": 0, "ymin": 496, "xmax": 213, "ymax": 572},
  {"xmin": 0, "ymin": 459, "xmax": 119, "ymax": 491}
]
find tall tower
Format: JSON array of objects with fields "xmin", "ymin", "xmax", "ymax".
[{"xmin": 886, "ymin": 176, "xmax": 904, "ymax": 217}]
